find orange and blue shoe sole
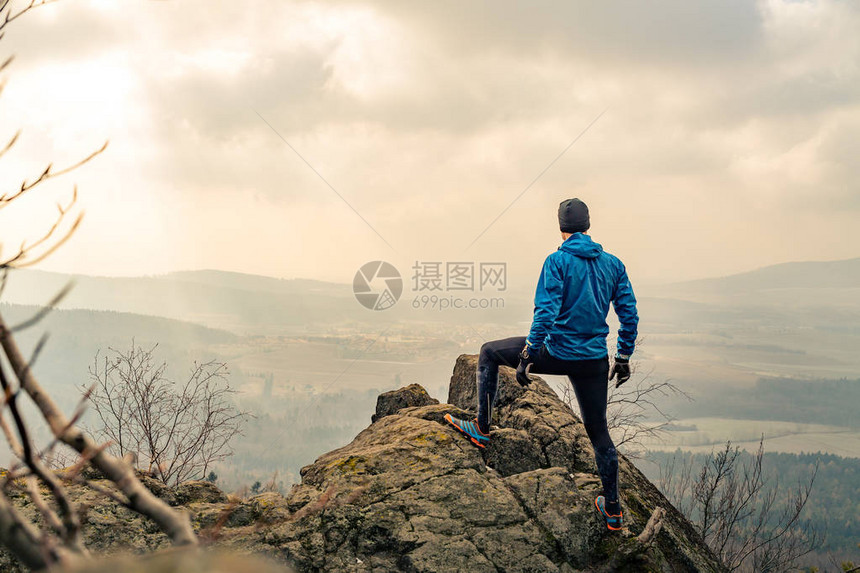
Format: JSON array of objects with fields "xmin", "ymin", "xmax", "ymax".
[
  {"xmin": 444, "ymin": 413, "xmax": 490, "ymax": 449},
  {"xmin": 595, "ymin": 495, "xmax": 623, "ymax": 531}
]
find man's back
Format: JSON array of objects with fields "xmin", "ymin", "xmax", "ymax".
[{"xmin": 527, "ymin": 233, "xmax": 638, "ymax": 361}]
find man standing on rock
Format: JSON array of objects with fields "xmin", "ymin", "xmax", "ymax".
[{"xmin": 445, "ymin": 197, "xmax": 639, "ymax": 532}]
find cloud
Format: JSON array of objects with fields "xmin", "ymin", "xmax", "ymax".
[
  {"xmin": 2, "ymin": 0, "xmax": 859, "ymax": 285},
  {"xmin": 328, "ymin": 0, "xmax": 764, "ymax": 67}
]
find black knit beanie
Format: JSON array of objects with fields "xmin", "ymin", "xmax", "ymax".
[{"xmin": 558, "ymin": 198, "xmax": 590, "ymax": 233}]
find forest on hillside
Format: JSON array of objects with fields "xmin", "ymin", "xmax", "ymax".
[{"xmin": 672, "ymin": 377, "xmax": 860, "ymax": 428}]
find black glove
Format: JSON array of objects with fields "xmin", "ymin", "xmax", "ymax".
[
  {"xmin": 610, "ymin": 356, "xmax": 631, "ymax": 388},
  {"xmin": 516, "ymin": 345, "xmax": 538, "ymax": 387}
]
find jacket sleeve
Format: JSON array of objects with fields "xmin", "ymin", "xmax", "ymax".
[
  {"xmin": 527, "ymin": 255, "xmax": 564, "ymax": 349},
  {"xmin": 612, "ymin": 261, "xmax": 639, "ymax": 356}
]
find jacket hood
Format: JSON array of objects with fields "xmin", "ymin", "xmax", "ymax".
[{"xmin": 559, "ymin": 233, "xmax": 603, "ymax": 259}]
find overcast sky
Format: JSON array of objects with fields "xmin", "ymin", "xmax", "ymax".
[{"xmin": 1, "ymin": 0, "xmax": 858, "ymax": 290}]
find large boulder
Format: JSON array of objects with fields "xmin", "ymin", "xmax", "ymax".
[
  {"xmin": 371, "ymin": 383, "xmax": 439, "ymax": 422},
  {"xmin": 0, "ymin": 354, "xmax": 726, "ymax": 573},
  {"xmin": 250, "ymin": 354, "xmax": 725, "ymax": 572},
  {"xmin": 174, "ymin": 480, "xmax": 230, "ymax": 505}
]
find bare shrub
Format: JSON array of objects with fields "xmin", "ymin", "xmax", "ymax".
[
  {"xmin": 658, "ymin": 438, "xmax": 821, "ymax": 572},
  {"xmin": 555, "ymin": 348, "xmax": 690, "ymax": 456},
  {"xmin": 86, "ymin": 343, "xmax": 249, "ymax": 486}
]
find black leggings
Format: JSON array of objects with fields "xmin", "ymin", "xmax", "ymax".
[{"xmin": 477, "ymin": 336, "xmax": 618, "ymax": 503}]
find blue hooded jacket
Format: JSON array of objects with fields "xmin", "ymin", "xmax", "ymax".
[{"xmin": 527, "ymin": 233, "xmax": 638, "ymax": 360}]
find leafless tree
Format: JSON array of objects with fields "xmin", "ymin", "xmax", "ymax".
[
  {"xmin": 555, "ymin": 348, "xmax": 690, "ymax": 457},
  {"xmin": 605, "ymin": 364, "xmax": 690, "ymax": 456},
  {"xmin": 86, "ymin": 344, "xmax": 249, "ymax": 486},
  {"xmin": 0, "ymin": 2, "xmax": 197, "ymax": 568},
  {"xmin": 657, "ymin": 438, "xmax": 821, "ymax": 572}
]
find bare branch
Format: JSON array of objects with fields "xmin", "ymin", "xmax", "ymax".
[
  {"xmin": 0, "ymin": 267, "xmax": 8, "ymax": 300},
  {"xmin": 0, "ymin": 54, "xmax": 13, "ymax": 75},
  {"xmin": 554, "ymin": 357, "xmax": 689, "ymax": 455},
  {"xmin": 0, "ymin": 129, "xmax": 19, "ymax": 160},
  {"xmin": 0, "ymin": 140, "xmax": 107, "ymax": 207},
  {"xmin": 86, "ymin": 344, "xmax": 248, "ymax": 486},
  {"xmin": 0, "ymin": 0, "xmax": 61, "ymax": 41},
  {"xmin": 655, "ymin": 438, "xmax": 820, "ymax": 572},
  {"xmin": 61, "ymin": 474, "xmax": 131, "ymax": 510},
  {"xmin": 1, "ymin": 189, "xmax": 84, "ymax": 269},
  {"xmin": 0, "ymin": 4, "xmax": 169, "ymax": 564},
  {"xmin": 594, "ymin": 507, "xmax": 667, "ymax": 573},
  {"xmin": 0, "ymin": 493, "xmax": 59, "ymax": 570},
  {"xmin": 9, "ymin": 281, "xmax": 74, "ymax": 332},
  {"xmin": 637, "ymin": 507, "xmax": 666, "ymax": 545},
  {"xmin": 25, "ymin": 475, "xmax": 64, "ymax": 538},
  {"xmin": 0, "ymin": 311, "xmax": 198, "ymax": 547},
  {"xmin": 0, "ymin": 358, "xmax": 87, "ymax": 556}
]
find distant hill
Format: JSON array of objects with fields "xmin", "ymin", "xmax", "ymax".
[
  {"xmin": 649, "ymin": 257, "xmax": 860, "ymax": 317},
  {"xmin": 164, "ymin": 269, "xmax": 348, "ymax": 295},
  {"xmin": 1, "ymin": 268, "xmax": 528, "ymax": 333},
  {"xmin": 0, "ymin": 302, "xmax": 237, "ymax": 349},
  {"xmin": 0, "ymin": 302, "xmax": 241, "ymax": 424},
  {"xmin": 665, "ymin": 257, "xmax": 860, "ymax": 293},
  {"xmin": 0, "ymin": 269, "xmax": 360, "ymax": 334}
]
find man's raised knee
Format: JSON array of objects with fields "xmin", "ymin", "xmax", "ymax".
[{"xmin": 479, "ymin": 342, "xmax": 495, "ymax": 363}]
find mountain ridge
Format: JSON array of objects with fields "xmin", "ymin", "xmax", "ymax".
[
  {"xmin": 21, "ymin": 255, "xmax": 860, "ymax": 305},
  {"xmin": 663, "ymin": 256, "xmax": 860, "ymax": 292}
]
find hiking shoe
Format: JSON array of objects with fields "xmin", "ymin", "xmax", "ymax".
[
  {"xmin": 444, "ymin": 414, "xmax": 490, "ymax": 449},
  {"xmin": 595, "ymin": 495, "xmax": 623, "ymax": 531}
]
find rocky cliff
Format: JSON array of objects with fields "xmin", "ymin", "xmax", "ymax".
[{"xmin": 1, "ymin": 355, "xmax": 726, "ymax": 573}]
